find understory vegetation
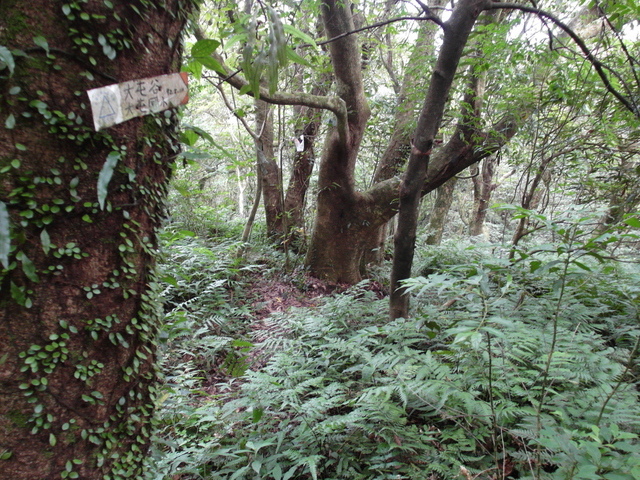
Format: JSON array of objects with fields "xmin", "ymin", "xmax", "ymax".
[{"xmin": 147, "ymin": 206, "xmax": 640, "ymax": 480}]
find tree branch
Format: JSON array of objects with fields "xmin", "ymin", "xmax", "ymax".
[
  {"xmin": 315, "ymin": 14, "xmax": 445, "ymax": 48},
  {"xmin": 193, "ymin": 26, "xmax": 349, "ymax": 142},
  {"xmin": 487, "ymin": 2, "xmax": 639, "ymax": 118}
]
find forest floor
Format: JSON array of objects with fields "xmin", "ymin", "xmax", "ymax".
[
  {"xmin": 199, "ymin": 268, "xmax": 386, "ymax": 395},
  {"xmin": 245, "ymin": 268, "xmax": 387, "ymax": 319}
]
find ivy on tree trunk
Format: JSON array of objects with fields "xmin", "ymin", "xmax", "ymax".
[{"xmin": 0, "ymin": 1, "xmax": 195, "ymax": 478}]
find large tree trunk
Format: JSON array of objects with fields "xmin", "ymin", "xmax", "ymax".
[
  {"xmin": 390, "ymin": 0, "xmax": 489, "ymax": 319},
  {"xmin": 0, "ymin": 1, "xmax": 193, "ymax": 479},
  {"xmin": 304, "ymin": 0, "xmax": 371, "ymax": 283}
]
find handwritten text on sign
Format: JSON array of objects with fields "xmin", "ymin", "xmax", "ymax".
[{"xmin": 87, "ymin": 72, "xmax": 188, "ymax": 130}]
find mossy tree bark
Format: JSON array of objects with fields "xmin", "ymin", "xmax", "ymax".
[{"xmin": 0, "ymin": 1, "xmax": 194, "ymax": 479}]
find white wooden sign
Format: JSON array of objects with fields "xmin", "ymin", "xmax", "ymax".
[{"xmin": 87, "ymin": 72, "xmax": 188, "ymax": 130}]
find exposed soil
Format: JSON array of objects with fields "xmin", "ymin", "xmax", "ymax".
[{"xmin": 199, "ymin": 269, "xmax": 386, "ymax": 395}]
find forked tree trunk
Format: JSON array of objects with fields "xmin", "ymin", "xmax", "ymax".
[
  {"xmin": 0, "ymin": 1, "xmax": 194, "ymax": 478},
  {"xmin": 304, "ymin": 0, "xmax": 371, "ymax": 283}
]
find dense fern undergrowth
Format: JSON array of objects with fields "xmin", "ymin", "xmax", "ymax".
[{"xmin": 147, "ymin": 211, "xmax": 640, "ymax": 480}]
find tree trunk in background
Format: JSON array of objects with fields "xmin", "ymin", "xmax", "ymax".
[
  {"xmin": 598, "ymin": 157, "xmax": 640, "ymax": 232},
  {"xmin": 255, "ymin": 99, "xmax": 284, "ymax": 240},
  {"xmin": 283, "ymin": 107, "xmax": 321, "ymax": 249},
  {"xmin": 240, "ymin": 155, "xmax": 263, "ymax": 245},
  {"xmin": 511, "ymin": 157, "xmax": 553, "ymax": 248},
  {"xmin": 0, "ymin": 1, "xmax": 194, "ymax": 479},
  {"xmin": 233, "ymin": 166, "xmax": 247, "ymax": 217},
  {"xmin": 469, "ymin": 156, "xmax": 498, "ymax": 237},
  {"xmin": 425, "ymin": 177, "xmax": 459, "ymax": 245}
]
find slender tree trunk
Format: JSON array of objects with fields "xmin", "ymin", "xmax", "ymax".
[
  {"xmin": 236, "ymin": 165, "xmax": 247, "ymax": 217},
  {"xmin": 240, "ymin": 156, "xmax": 263, "ymax": 245},
  {"xmin": 469, "ymin": 156, "xmax": 498, "ymax": 236},
  {"xmin": 255, "ymin": 99, "xmax": 284, "ymax": 240},
  {"xmin": 0, "ymin": 1, "xmax": 194, "ymax": 479},
  {"xmin": 282, "ymin": 98, "xmax": 325, "ymax": 250},
  {"xmin": 390, "ymin": 0, "xmax": 488, "ymax": 320},
  {"xmin": 425, "ymin": 177, "xmax": 459, "ymax": 245},
  {"xmin": 511, "ymin": 157, "xmax": 552, "ymax": 248}
]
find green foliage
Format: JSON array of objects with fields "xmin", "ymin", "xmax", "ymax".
[{"xmin": 150, "ymin": 207, "xmax": 640, "ymax": 480}]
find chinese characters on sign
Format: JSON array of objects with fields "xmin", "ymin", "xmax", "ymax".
[{"xmin": 87, "ymin": 72, "xmax": 189, "ymax": 130}]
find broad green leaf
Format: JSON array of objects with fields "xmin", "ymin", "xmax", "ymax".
[
  {"xmin": 180, "ymin": 128, "xmax": 199, "ymax": 146},
  {"xmin": 40, "ymin": 229, "xmax": 51, "ymax": 255},
  {"xmin": 285, "ymin": 46, "xmax": 313, "ymax": 67},
  {"xmin": 160, "ymin": 274, "xmax": 178, "ymax": 286},
  {"xmin": 0, "ymin": 201, "xmax": 10, "ymax": 269},
  {"xmin": 252, "ymin": 407, "xmax": 263, "ymax": 423},
  {"xmin": 624, "ymin": 216, "xmax": 640, "ymax": 228},
  {"xmin": 191, "ymin": 39, "xmax": 220, "ymax": 58},
  {"xmin": 17, "ymin": 251, "xmax": 39, "ymax": 282},
  {"xmin": 10, "ymin": 282, "xmax": 25, "ymax": 305},
  {"xmin": 97, "ymin": 151, "xmax": 121, "ymax": 210},
  {"xmin": 572, "ymin": 260, "xmax": 591, "ymax": 272},
  {"xmin": 5, "ymin": 113, "xmax": 15, "ymax": 129},
  {"xmin": 182, "ymin": 59, "xmax": 202, "ymax": 80},
  {"xmin": 0, "ymin": 46, "xmax": 15, "ymax": 75},
  {"xmin": 196, "ymin": 55, "xmax": 226, "ymax": 75},
  {"xmin": 191, "ymin": 39, "xmax": 226, "ymax": 74},
  {"xmin": 190, "ymin": 125, "xmax": 214, "ymax": 144},
  {"xmin": 33, "ymin": 36, "xmax": 49, "ymax": 54}
]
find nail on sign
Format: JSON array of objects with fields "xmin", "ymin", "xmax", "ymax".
[{"xmin": 87, "ymin": 72, "xmax": 188, "ymax": 131}]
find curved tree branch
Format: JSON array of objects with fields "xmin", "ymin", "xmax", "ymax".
[
  {"xmin": 193, "ymin": 26, "xmax": 349, "ymax": 142},
  {"xmin": 487, "ymin": 2, "xmax": 639, "ymax": 118},
  {"xmin": 314, "ymin": 14, "xmax": 445, "ymax": 48}
]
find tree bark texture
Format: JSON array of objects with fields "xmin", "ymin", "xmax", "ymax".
[
  {"xmin": 425, "ymin": 177, "xmax": 459, "ymax": 245},
  {"xmin": 255, "ymin": 99, "xmax": 284, "ymax": 239},
  {"xmin": 304, "ymin": 0, "xmax": 372, "ymax": 283},
  {"xmin": 390, "ymin": 0, "xmax": 489, "ymax": 320},
  {"xmin": 0, "ymin": 1, "xmax": 193, "ymax": 479},
  {"xmin": 469, "ymin": 156, "xmax": 498, "ymax": 237},
  {"xmin": 283, "ymin": 104, "xmax": 323, "ymax": 250}
]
